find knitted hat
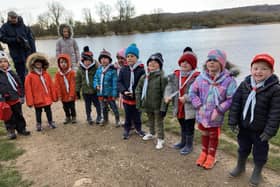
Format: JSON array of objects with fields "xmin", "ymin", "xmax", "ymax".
[
  {"xmin": 116, "ymin": 48, "xmax": 126, "ymax": 59},
  {"xmin": 8, "ymin": 11, "xmax": 18, "ymax": 17},
  {"xmin": 0, "ymin": 51, "xmax": 9, "ymax": 61},
  {"xmin": 206, "ymin": 49, "xmax": 227, "ymax": 69},
  {"xmin": 178, "ymin": 52, "xmax": 197, "ymax": 69},
  {"xmin": 147, "ymin": 53, "xmax": 164, "ymax": 69},
  {"xmin": 81, "ymin": 46, "xmax": 93, "ymax": 62},
  {"xmin": 98, "ymin": 48, "xmax": 112, "ymax": 63},
  {"xmin": 183, "ymin": 46, "xmax": 193, "ymax": 53},
  {"xmin": 125, "ymin": 43, "xmax": 139, "ymax": 58},
  {"xmin": 251, "ymin": 53, "xmax": 275, "ymax": 70}
]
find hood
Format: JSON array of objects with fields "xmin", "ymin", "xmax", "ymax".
[
  {"xmin": 26, "ymin": 53, "xmax": 49, "ymax": 71},
  {"xmin": 58, "ymin": 23, "xmax": 73, "ymax": 38},
  {"xmin": 57, "ymin": 54, "xmax": 71, "ymax": 71}
]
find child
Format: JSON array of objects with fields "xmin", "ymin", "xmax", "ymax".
[
  {"xmin": 76, "ymin": 47, "xmax": 102, "ymax": 125},
  {"xmin": 114, "ymin": 48, "xmax": 127, "ymax": 75},
  {"xmin": 164, "ymin": 51, "xmax": 200, "ymax": 154},
  {"xmin": 189, "ymin": 49, "xmax": 236, "ymax": 169},
  {"xmin": 56, "ymin": 24, "xmax": 80, "ymax": 71},
  {"xmin": 0, "ymin": 51, "xmax": 30, "ymax": 139},
  {"xmin": 55, "ymin": 54, "xmax": 77, "ymax": 124},
  {"xmin": 228, "ymin": 54, "xmax": 280, "ymax": 186},
  {"xmin": 94, "ymin": 49, "xmax": 120, "ymax": 127},
  {"xmin": 118, "ymin": 43, "xmax": 146, "ymax": 139},
  {"xmin": 25, "ymin": 53, "xmax": 57, "ymax": 131},
  {"xmin": 136, "ymin": 53, "xmax": 167, "ymax": 149}
]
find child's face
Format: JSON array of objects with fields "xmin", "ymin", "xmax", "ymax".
[
  {"xmin": 126, "ymin": 54, "xmax": 137, "ymax": 66},
  {"xmin": 0, "ymin": 58, "xmax": 9, "ymax": 71},
  {"xmin": 83, "ymin": 59, "xmax": 92, "ymax": 67},
  {"xmin": 180, "ymin": 61, "xmax": 192, "ymax": 72},
  {"xmin": 206, "ymin": 59, "xmax": 221, "ymax": 73},
  {"xmin": 148, "ymin": 60, "xmax": 160, "ymax": 72},
  {"xmin": 100, "ymin": 57, "xmax": 110, "ymax": 67},
  {"xmin": 117, "ymin": 55, "xmax": 126, "ymax": 66},
  {"xmin": 34, "ymin": 61, "xmax": 43, "ymax": 69},
  {"xmin": 62, "ymin": 28, "xmax": 70, "ymax": 38},
  {"xmin": 59, "ymin": 58, "xmax": 68, "ymax": 70},
  {"xmin": 251, "ymin": 61, "xmax": 273, "ymax": 83}
]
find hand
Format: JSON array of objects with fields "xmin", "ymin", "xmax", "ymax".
[
  {"xmin": 160, "ymin": 111, "xmax": 167, "ymax": 118},
  {"xmin": 164, "ymin": 96, "xmax": 171, "ymax": 103},
  {"xmin": 19, "ymin": 97, "xmax": 25, "ymax": 104},
  {"xmin": 229, "ymin": 125, "xmax": 239, "ymax": 134},
  {"xmin": 76, "ymin": 91, "xmax": 81, "ymax": 100},
  {"xmin": 178, "ymin": 96, "xmax": 185, "ymax": 103},
  {"xmin": 260, "ymin": 133, "xmax": 271, "ymax": 142},
  {"xmin": 96, "ymin": 86, "xmax": 100, "ymax": 90},
  {"xmin": 124, "ymin": 91, "xmax": 132, "ymax": 96}
]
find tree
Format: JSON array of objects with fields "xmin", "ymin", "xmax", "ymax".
[
  {"xmin": 37, "ymin": 12, "xmax": 51, "ymax": 30},
  {"xmin": 83, "ymin": 8, "xmax": 94, "ymax": 25},
  {"xmin": 47, "ymin": 1, "xmax": 65, "ymax": 29},
  {"xmin": 95, "ymin": 2, "xmax": 112, "ymax": 23},
  {"xmin": 116, "ymin": 0, "xmax": 135, "ymax": 22}
]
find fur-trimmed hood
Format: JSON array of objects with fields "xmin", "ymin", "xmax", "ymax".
[
  {"xmin": 57, "ymin": 53, "xmax": 71, "ymax": 71},
  {"xmin": 26, "ymin": 52, "xmax": 49, "ymax": 71},
  {"xmin": 58, "ymin": 23, "xmax": 73, "ymax": 38}
]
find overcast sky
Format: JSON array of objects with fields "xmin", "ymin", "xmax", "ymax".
[{"xmin": 1, "ymin": 0, "xmax": 280, "ymax": 24}]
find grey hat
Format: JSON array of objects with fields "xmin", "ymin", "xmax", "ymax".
[{"xmin": 8, "ymin": 11, "xmax": 18, "ymax": 17}]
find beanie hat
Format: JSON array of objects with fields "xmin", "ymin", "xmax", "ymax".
[
  {"xmin": 81, "ymin": 46, "xmax": 93, "ymax": 62},
  {"xmin": 183, "ymin": 46, "xmax": 193, "ymax": 53},
  {"xmin": 147, "ymin": 53, "xmax": 164, "ymax": 69},
  {"xmin": 98, "ymin": 48, "xmax": 112, "ymax": 63},
  {"xmin": 206, "ymin": 49, "xmax": 227, "ymax": 69},
  {"xmin": 251, "ymin": 53, "xmax": 274, "ymax": 70},
  {"xmin": 0, "ymin": 51, "xmax": 9, "ymax": 61},
  {"xmin": 116, "ymin": 48, "xmax": 126, "ymax": 59},
  {"xmin": 125, "ymin": 43, "xmax": 139, "ymax": 58},
  {"xmin": 178, "ymin": 52, "xmax": 197, "ymax": 69}
]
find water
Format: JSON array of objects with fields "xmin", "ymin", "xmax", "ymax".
[{"xmin": 36, "ymin": 23, "xmax": 280, "ymax": 83}]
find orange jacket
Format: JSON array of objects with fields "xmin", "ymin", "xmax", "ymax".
[{"xmin": 55, "ymin": 54, "xmax": 76, "ymax": 102}]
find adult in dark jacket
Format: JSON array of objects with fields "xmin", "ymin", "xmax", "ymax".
[
  {"xmin": 0, "ymin": 11, "xmax": 36, "ymax": 84},
  {"xmin": 228, "ymin": 54, "xmax": 280, "ymax": 186}
]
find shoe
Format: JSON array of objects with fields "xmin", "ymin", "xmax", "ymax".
[
  {"xmin": 36, "ymin": 123, "xmax": 43, "ymax": 132},
  {"xmin": 71, "ymin": 117, "xmax": 77, "ymax": 124},
  {"xmin": 202, "ymin": 155, "xmax": 217, "ymax": 169},
  {"xmin": 95, "ymin": 116, "xmax": 102, "ymax": 124},
  {"xmin": 180, "ymin": 135, "xmax": 193, "ymax": 155},
  {"xmin": 156, "ymin": 139, "xmax": 165, "ymax": 149},
  {"xmin": 87, "ymin": 119, "xmax": 94, "ymax": 125},
  {"xmin": 48, "ymin": 121, "xmax": 57, "ymax": 129},
  {"xmin": 63, "ymin": 117, "xmax": 71, "ymax": 124},
  {"xmin": 18, "ymin": 130, "xmax": 31, "ymax": 136},
  {"xmin": 135, "ymin": 130, "xmax": 145, "ymax": 137},
  {"xmin": 7, "ymin": 129, "xmax": 17, "ymax": 140},
  {"xmin": 123, "ymin": 131, "xmax": 129, "ymax": 140},
  {"xmin": 142, "ymin": 133, "xmax": 156, "ymax": 140},
  {"xmin": 196, "ymin": 152, "xmax": 207, "ymax": 167}
]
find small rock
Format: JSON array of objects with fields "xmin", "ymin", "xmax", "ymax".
[{"xmin": 73, "ymin": 178, "xmax": 92, "ymax": 187}]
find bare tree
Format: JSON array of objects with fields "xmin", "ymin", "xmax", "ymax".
[
  {"xmin": 83, "ymin": 8, "xmax": 94, "ymax": 24},
  {"xmin": 95, "ymin": 2, "xmax": 112, "ymax": 23},
  {"xmin": 115, "ymin": 0, "xmax": 135, "ymax": 22},
  {"xmin": 37, "ymin": 12, "xmax": 51, "ymax": 29},
  {"xmin": 47, "ymin": 1, "xmax": 65, "ymax": 28}
]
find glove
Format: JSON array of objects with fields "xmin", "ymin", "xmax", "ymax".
[
  {"xmin": 76, "ymin": 91, "xmax": 81, "ymax": 100},
  {"xmin": 260, "ymin": 133, "xmax": 271, "ymax": 142},
  {"xmin": 229, "ymin": 125, "xmax": 239, "ymax": 134},
  {"xmin": 160, "ymin": 111, "xmax": 167, "ymax": 118}
]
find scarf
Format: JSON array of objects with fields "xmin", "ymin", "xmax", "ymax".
[
  {"xmin": 178, "ymin": 70, "xmax": 196, "ymax": 97},
  {"xmin": 141, "ymin": 69, "xmax": 160, "ymax": 100},
  {"xmin": 200, "ymin": 71, "xmax": 228, "ymax": 111},
  {"xmin": 80, "ymin": 61, "xmax": 96, "ymax": 86},
  {"xmin": 34, "ymin": 68, "xmax": 48, "ymax": 94},
  {"xmin": 100, "ymin": 64, "xmax": 112, "ymax": 94},
  {"xmin": 1, "ymin": 67, "xmax": 18, "ymax": 92},
  {"xmin": 59, "ymin": 68, "xmax": 71, "ymax": 93},
  {"xmin": 128, "ymin": 61, "xmax": 142, "ymax": 93},
  {"xmin": 242, "ymin": 76, "xmax": 265, "ymax": 123}
]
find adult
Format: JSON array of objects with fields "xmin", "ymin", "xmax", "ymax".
[{"xmin": 0, "ymin": 11, "xmax": 36, "ymax": 84}]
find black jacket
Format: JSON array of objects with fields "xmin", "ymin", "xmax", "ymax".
[
  {"xmin": 118, "ymin": 64, "xmax": 145, "ymax": 101},
  {"xmin": 0, "ymin": 69, "xmax": 23, "ymax": 101},
  {"xmin": 229, "ymin": 74, "xmax": 280, "ymax": 137}
]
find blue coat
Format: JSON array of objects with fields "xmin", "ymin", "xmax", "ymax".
[
  {"xmin": 93, "ymin": 65, "xmax": 118, "ymax": 97},
  {"xmin": 0, "ymin": 17, "xmax": 36, "ymax": 63}
]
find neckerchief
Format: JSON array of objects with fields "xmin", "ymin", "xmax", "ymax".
[
  {"xmin": 80, "ymin": 61, "xmax": 96, "ymax": 85},
  {"xmin": 100, "ymin": 64, "xmax": 112, "ymax": 94},
  {"xmin": 128, "ymin": 61, "xmax": 142, "ymax": 93},
  {"xmin": 34, "ymin": 68, "xmax": 48, "ymax": 94},
  {"xmin": 141, "ymin": 69, "xmax": 160, "ymax": 100},
  {"xmin": 59, "ymin": 68, "xmax": 72, "ymax": 93},
  {"xmin": 0, "ymin": 67, "xmax": 18, "ymax": 92}
]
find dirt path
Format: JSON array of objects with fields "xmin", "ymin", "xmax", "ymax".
[{"xmin": 14, "ymin": 101, "xmax": 279, "ymax": 187}]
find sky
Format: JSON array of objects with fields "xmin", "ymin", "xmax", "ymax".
[{"xmin": 1, "ymin": 0, "xmax": 280, "ymax": 24}]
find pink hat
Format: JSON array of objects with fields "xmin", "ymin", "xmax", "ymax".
[
  {"xmin": 206, "ymin": 49, "xmax": 227, "ymax": 69},
  {"xmin": 116, "ymin": 48, "xmax": 126, "ymax": 58}
]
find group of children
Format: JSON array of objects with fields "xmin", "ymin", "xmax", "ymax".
[{"xmin": 0, "ymin": 39, "xmax": 279, "ymax": 186}]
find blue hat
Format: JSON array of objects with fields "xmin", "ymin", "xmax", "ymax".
[{"xmin": 125, "ymin": 43, "xmax": 139, "ymax": 58}]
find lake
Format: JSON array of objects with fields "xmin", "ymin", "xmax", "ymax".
[{"xmin": 36, "ymin": 23, "xmax": 280, "ymax": 83}]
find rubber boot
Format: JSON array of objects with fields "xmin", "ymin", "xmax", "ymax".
[
  {"xmin": 229, "ymin": 156, "xmax": 247, "ymax": 177},
  {"xmin": 249, "ymin": 164, "xmax": 264, "ymax": 186},
  {"xmin": 173, "ymin": 132, "xmax": 186, "ymax": 149},
  {"xmin": 102, "ymin": 110, "xmax": 109, "ymax": 125},
  {"xmin": 63, "ymin": 117, "xmax": 71, "ymax": 124},
  {"xmin": 180, "ymin": 135, "xmax": 193, "ymax": 155}
]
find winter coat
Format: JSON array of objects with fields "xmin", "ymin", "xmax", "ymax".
[
  {"xmin": 24, "ymin": 53, "xmax": 57, "ymax": 108},
  {"xmin": 117, "ymin": 62, "xmax": 145, "ymax": 104},
  {"xmin": 229, "ymin": 74, "xmax": 280, "ymax": 137},
  {"xmin": 56, "ymin": 24, "xmax": 80, "ymax": 64},
  {"xmin": 0, "ymin": 68, "xmax": 23, "ymax": 101},
  {"xmin": 93, "ymin": 64, "xmax": 118, "ymax": 97},
  {"xmin": 164, "ymin": 70, "xmax": 199, "ymax": 120},
  {"xmin": 75, "ymin": 62, "xmax": 98, "ymax": 94},
  {"xmin": 189, "ymin": 70, "xmax": 237, "ymax": 128},
  {"xmin": 0, "ymin": 16, "xmax": 36, "ymax": 64},
  {"xmin": 54, "ymin": 54, "xmax": 76, "ymax": 102},
  {"xmin": 136, "ymin": 70, "xmax": 167, "ymax": 112}
]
